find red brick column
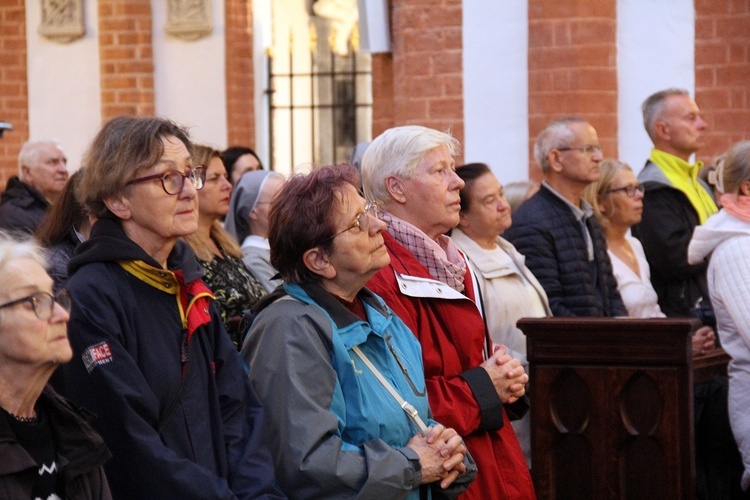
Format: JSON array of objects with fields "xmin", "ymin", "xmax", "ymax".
[
  {"xmin": 98, "ymin": 0, "xmax": 155, "ymax": 119},
  {"xmin": 0, "ymin": 0, "xmax": 29, "ymax": 190},
  {"xmin": 695, "ymin": 0, "xmax": 750, "ymax": 164},
  {"xmin": 528, "ymin": 1, "xmax": 617, "ymax": 179},
  {"xmin": 373, "ymin": 0, "xmax": 464, "ymax": 157},
  {"xmin": 225, "ymin": 0, "xmax": 255, "ymax": 147}
]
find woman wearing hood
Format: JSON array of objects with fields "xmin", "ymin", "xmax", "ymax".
[
  {"xmin": 689, "ymin": 140, "xmax": 750, "ymax": 494},
  {"xmin": 225, "ymin": 170, "xmax": 285, "ymax": 293}
]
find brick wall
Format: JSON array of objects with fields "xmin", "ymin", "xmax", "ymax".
[
  {"xmin": 695, "ymin": 0, "xmax": 750, "ymax": 164},
  {"xmin": 0, "ymin": 0, "xmax": 29, "ymax": 191},
  {"xmin": 98, "ymin": 0, "xmax": 155, "ymax": 120},
  {"xmin": 527, "ymin": 1, "xmax": 618, "ymax": 180},
  {"xmin": 225, "ymin": 0, "xmax": 255, "ymax": 147},
  {"xmin": 377, "ymin": 0, "xmax": 464, "ymax": 159}
]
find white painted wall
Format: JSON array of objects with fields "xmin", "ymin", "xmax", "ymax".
[
  {"xmin": 25, "ymin": 0, "xmax": 101, "ymax": 171},
  {"xmin": 462, "ymin": 1, "xmax": 528, "ymax": 183},
  {"xmin": 617, "ymin": 0, "xmax": 695, "ymax": 173},
  {"xmin": 152, "ymin": 1, "xmax": 228, "ymax": 150},
  {"xmin": 253, "ymin": 0, "xmax": 272, "ymax": 169}
]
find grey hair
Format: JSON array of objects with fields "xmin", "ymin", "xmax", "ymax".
[
  {"xmin": 533, "ymin": 117, "xmax": 587, "ymax": 174},
  {"xmin": 18, "ymin": 138, "xmax": 64, "ymax": 178},
  {"xmin": 0, "ymin": 231, "xmax": 47, "ymax": 324},
  {"xmin": 641, "ymin": 88, "xmax": 690, "ymax": 140},
  {"xmin": 721, "ymin": 141, "xmax": 750, "ymax": 195},
  {"xmin": 361, "ymin": 125, "xmax": 460, "ymax": 205}
]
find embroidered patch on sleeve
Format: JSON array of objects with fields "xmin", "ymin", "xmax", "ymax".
[{"xmin": 82, "ymin": 341, "xmax": 114, "ymax": 373}]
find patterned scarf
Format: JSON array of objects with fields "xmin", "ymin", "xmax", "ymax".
[
  {"xmin": 720, "ymin": 193, "xmax": 750, "ymax": 223},
  {"xmin": 383, "ymin": 212, "xmax": 467, "ymax": 292}
]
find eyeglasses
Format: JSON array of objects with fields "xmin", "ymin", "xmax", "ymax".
[
  {"xmin": 606, "ymin": 184, "xmax": 645, "ymax": 198},
  {"xmin": 325, "ymin": 202, "xmax": 381, "ymax": 242},
  {"xmin": 0, "ymin": 290, "xmax": 72, "ymax": 320},
  {"xmin": 126, "ymin": 166, "xmax": 207, "ymax": 195},
  {"xmin": 557, "ymin": 144, "xmax": 604, "ymax": 155}
]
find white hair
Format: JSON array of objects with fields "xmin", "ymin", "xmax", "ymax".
[
  {"xmin": 533, "ymin": 117, "xmax": 587, "ymax": 174},
  {"xmin": 17, "ymin": 138, "xmax": 65, "ymax": 178},
  {"xmin": 361, "ymin": 125, "xmax": 460, "ymax": 205}
]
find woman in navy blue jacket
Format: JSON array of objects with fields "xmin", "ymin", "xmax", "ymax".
[{"xmin": 63, "ymin": 116, "xmax": 284, "ymax": 499}]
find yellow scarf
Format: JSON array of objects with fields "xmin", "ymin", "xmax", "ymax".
[{"xmin": 650, "ymin": 149, "xmax": 717, "ymax": 224}]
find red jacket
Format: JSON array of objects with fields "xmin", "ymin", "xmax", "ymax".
[{"xmin": 367, "ymin": 232, "xmax": 535, "ymax": 499}]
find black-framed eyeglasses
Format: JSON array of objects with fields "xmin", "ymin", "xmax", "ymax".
[
  {"xmin": 324, "ymin": 203, "xmax": 381, "ymax": 242},
  {"xmin": 606, "ymin": 184, "xmax": 645, "ymax": 198},
  {"xmin": 126, "ymin": 166, "xmax": 207, "ymax": 195},
  {"xmin": 0, "ymin": 290, "xmax": 72, "ymax": 320},
  {"xmin": 557, "ymin": 144, "xmax": 603, "ymax": 155}
]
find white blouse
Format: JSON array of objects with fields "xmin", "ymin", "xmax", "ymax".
[{"xmin": 608, "ymin": 235, "xmax": 665, "ymax": 318}]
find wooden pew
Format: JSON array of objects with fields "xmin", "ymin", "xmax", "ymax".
[{"xmin": 518, "ymin": 317, "xmax": 718, "ymax": 499}]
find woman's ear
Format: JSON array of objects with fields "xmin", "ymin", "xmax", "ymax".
[
  {"xmin": 385, "ymin": 176, "xmax": 407, "ymax": 204},
  {"xmin": 597, "ymin": 195, "xmax": 608, "ymax": 215},
  {"xmin": 104, "ymin": 193, "xmax": 132, "ymax": 220},
  {"xmin": 302, "ymin": 247, "xmax": 336, "ymax": 280}
]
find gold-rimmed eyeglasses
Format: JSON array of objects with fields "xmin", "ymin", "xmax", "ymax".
[{"xmin": 324, "ymin": 203, "xmax": 381, "ymax": 242}]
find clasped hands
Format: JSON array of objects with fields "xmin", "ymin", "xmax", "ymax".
[
  {"xmin": 481, "ymin": 344, "xmax": 528, "ymax": 404},
  {"xmin": 407, "ymin": 424, "xmax": 467, "ymax": 489}
]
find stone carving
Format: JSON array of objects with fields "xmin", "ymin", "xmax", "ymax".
[
  {"xmin": 312, "ymin": 0, "xmax": 359, "ymax": 56},
  {"xmin": 166, "ymin": 0, "xmax": 212, "ymax": 41},
  {"xmin": 38, "ymin": 0, "xmax": 85, "ymax": 43}
]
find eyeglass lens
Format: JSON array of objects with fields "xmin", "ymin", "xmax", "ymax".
[{"xmin": 163, "ymin": 167, "xmax": 206, "ymax": 194}]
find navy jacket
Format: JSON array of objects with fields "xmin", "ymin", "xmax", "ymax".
[
  {"xmin": 64, "ymin": 218, "xmax": 284, "ymax": 499},
  {"xmin": 0, "ymin": 176, "xmax": 49, "ymax": 234},
  {"xmin": 504, "ymin": 185, "xmax": 626, "ymax": 317}
]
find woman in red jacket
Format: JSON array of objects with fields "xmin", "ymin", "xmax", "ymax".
[{"xmin": 361, "ymin": 125, "xmax": 536, "ymax": 499}]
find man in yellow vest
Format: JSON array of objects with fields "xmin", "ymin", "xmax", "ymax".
[{"xmin": 632, "ymin": 88, "xmax": 743, "ymax": 498}]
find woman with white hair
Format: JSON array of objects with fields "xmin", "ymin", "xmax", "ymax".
[
  {"xmin": 689, "ymin": 140, "xmax": 750, "ymax": 493},
  {"xmin": 225, "ymin": 170, "xmax": 285, "ymax": 292},
  {"xmin": 0, "ymin": 231, "xmax": 111, "ymax": 498},
  {"xmin": 362, "ymin": 125, "xmax": 535, "ymax": 499}
]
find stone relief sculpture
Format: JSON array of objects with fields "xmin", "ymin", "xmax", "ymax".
[
  {"xmin": 166, "ymin": 0, "xmax": 212, "ymax": 41},
  {"xmin": 312, "ymin": 0, "xmax": 359, "ymax": 56},
  {"xmin": 39, "ymin": 0, "xmax": 85, "ymax": 43}
]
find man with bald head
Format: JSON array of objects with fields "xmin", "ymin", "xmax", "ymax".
[{"xmin": 0, "ymin": 139, "xmax": 68, "ymax": 233}]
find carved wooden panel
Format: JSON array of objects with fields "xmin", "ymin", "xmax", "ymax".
[{"xmin": 519, "ymin": 317, "xmax": 696, "ymax": 499}]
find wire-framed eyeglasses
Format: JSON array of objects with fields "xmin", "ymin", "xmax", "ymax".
[
  {"xmin": 126, "ymin": 166, "xmax": 207, "ymax": 195},
  {"xmin": 0, "ymin": 290, "xmax": 72, "ymax": 320},
  {"xmin": 325, "ymin": 203, "xmax": 381, "ymax": 242},
  {"xmin": 606, "ymin": 184, "xmax": 645, "ymax": 198},
  {"xmin": 557, "ymin": 144, "xmax": 604, "ymax": 155}
]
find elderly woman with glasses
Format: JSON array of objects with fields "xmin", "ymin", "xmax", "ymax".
[
  {"xmin": 0, "ymin": 231, "xmax": 112, "ymax": 499},
  {"xmin": 584, "ymin": 159, "xmax": 714, "ymax": 353},
  {"xmin": 242, "ymin": 163, "xmax": 475, "ymax": 499},
  {"xmin": 61, "ymin": 116, "xmax": 284, "ymax": 499}
]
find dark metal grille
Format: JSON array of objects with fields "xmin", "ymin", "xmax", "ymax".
[{"xmin": 267, "ymin": 24, "xmax": 372, "ymax": 171}]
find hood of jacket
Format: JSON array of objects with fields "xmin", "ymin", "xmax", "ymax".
[
  {"xmin": 68, "ymin": 217, "xmax": 204, "ymax": 282},
  {"xmin": 688, "ymin": 209, "xmax": 750, "ymax": 264}
]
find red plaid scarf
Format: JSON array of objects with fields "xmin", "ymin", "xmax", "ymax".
[{"xmin": 383, "ymin": 212, "xmax": 467, "ymax": 292}]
